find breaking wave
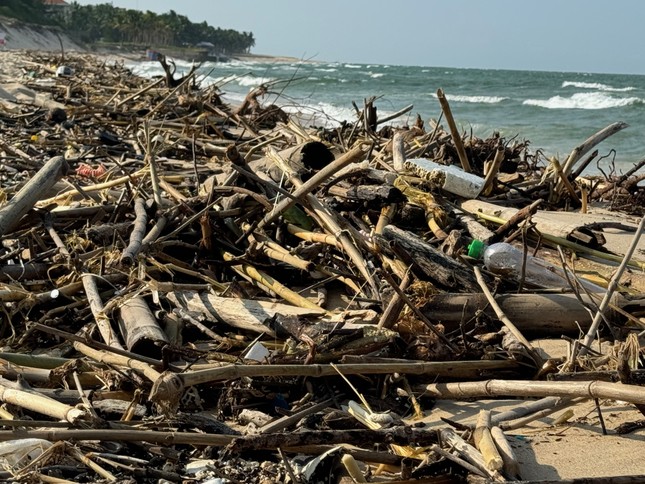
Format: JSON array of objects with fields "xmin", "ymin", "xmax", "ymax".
[
  {"xmin": 431, "ymin": 93, "xmax": 507, "ymax": 104},
  {"xmin": 562, "ymin": 81, "xmax": 636, "ymax": 92},
  {"xmin": 237, "ymin": 75, "xmax": 275, "ymax": 87},
  {"xmin": 523, "ymin": 92, "xmax": 642, "ymax": 109}
]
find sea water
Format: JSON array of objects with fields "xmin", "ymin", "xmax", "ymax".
[{"xmin": 128, "ymin": 58, "xmax": 645, "ymax": 175}]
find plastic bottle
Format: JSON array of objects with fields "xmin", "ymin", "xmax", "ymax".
[{"xmin": 468, "ymin": 240, "xmax": 604, "ymax": 292}]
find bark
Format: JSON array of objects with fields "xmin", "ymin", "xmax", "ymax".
[{"xmin": 380, "ymin": 225, "xmax": 479, "ymax": 291}]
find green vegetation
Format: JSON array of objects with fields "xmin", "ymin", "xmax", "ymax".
[
  {"xmin": 63, "ymin": 3, "xmax": 255, "ymax": 55},
  {"xmin": 0, "ymin": 1, "xmax": 255, "ymax": 55},
  {"xmin": 0, "ymin": 0, "xmax": 55, "ymax": 25}
]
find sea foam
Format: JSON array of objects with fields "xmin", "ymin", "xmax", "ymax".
[
  {"xmin": 523, "ymin": 92, "xmax": 641, "ymax": 109},
  {"xmin": 237, "ymin": 75, "xmax": 275, "ymax": 87},
  {"xmin": 562, "ymin": 81, "xmax": 635, "ymax": 92},
  {"xmin": 431, "ymin": 93, "xmax": 507, "ymax": 104}
]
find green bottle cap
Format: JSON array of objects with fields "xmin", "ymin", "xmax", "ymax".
[{"xmin": 467, "ymin": 239, "xmax": 485, "ymax": 259}]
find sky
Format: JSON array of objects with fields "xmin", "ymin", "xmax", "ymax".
[{"xmin": 72, "ymin": 0, "xmax": 645, "ymax": 75}]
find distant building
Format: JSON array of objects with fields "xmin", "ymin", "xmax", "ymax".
[{"xmin": 42, "ymin": 0, "xmax": 71, "ymax": 18}]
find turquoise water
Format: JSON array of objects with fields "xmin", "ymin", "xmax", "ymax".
[{"xmin": 128, "ymin": 59, "xmax": 645, "ymax": 174}]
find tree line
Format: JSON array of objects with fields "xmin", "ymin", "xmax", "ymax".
[
  {"xmin": 0, "ymin": 1, "xmax": 255, "ymax": 55},
  {"xmin": 0, "ymin": 0, "xmax": 52, "ymax": 24}
]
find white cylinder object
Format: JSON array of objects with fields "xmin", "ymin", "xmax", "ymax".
[{"xmin": 405, "ymin": 158, "xmax": 484, "ymax": 198}]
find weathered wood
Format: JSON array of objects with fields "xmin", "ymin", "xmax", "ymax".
[
  {"xmin": 436, "ymin": 88, "xmax": 472, "ymax": 173},
  {"xmin": 0, "ymin": 377, "xmax": 86, "ymax": 424},
  {"xmin": 226, "ymin": 426, "xmax": 439, "ymax": 454},
  {"xmin": 326, "ymin": 184, "xmax": 405, "ymax": 204},
  {"xmin": 166, "ymin": 290, "xmax": 325, "ymax": 336},
  {"xmin": 120, "ymin": 197, "xmax": 148, "ymax": 266},
  {"xmin": 461, "ymin": 199, "xmax": 605, "ymax": 247},
  {"xmin": 422, "ymin": 379, "xmax": 645, "ymax": 405},
  {"xmin": 557, "ymin": 121, "xmax": 629, "ymax": 185},
  {"xmin": 473, "ymin": 410, "xmax": 503, "ymax": 472},
  {"xmin": 0, "ymin": 155, "xmax": 68, "ymax": 236},
  {"xmin": 380, "ymin": 225, "xmax": 479, "ymax": 291},
  {"xmin": 392, "ymin": 130, "xmax": 406, "ymax": 171},
  {"xmin": 490, "ymin": 426, "xmax": 521, "ymax": 479},
  {"xmin": 421, "ymin": 293, "xmax": 621, "ymax": 336},
  {"xmin": 82, "ymin": 274, "xmax": 124, "ymax": 350},
  {"xmin": 117, "ymin": 296, "xmax": 168, "ymax": 358},
  {"xmin": 439, "ymin": 427, "xmax": 496, "ymax": 479}
]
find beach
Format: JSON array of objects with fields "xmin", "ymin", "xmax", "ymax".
[{"xmin": 0, "ymin": 38, "xmax": 644, "ymax": 483}]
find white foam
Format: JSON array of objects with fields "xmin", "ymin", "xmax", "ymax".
[
  {"xmin": 344, "ymin": 63, "xmax": 362, "ymax": 69},
  {"xmin": 370, "ymin": 72, "xmax": 385, "ymax": 78},
  {"xmin": 523, "ymin": 92, "xmax": 642, "ymax": 109},
  {"xmin": 562, "ymin": 81, "xmax": 636, "ymax": 92},
  {"xmin": 237, "ymin": 75, "xmax": 275, "ymax": 87},
  {"xmin": 431, "ymin": 93, "xmax": 507, "ymax": 104},
  {"xmin": 316, "ymin": 67, "xmax": 338, "ymax": 72}
]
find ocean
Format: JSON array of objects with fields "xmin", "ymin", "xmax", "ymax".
[{"xmin": 128, "ymin": 58, "xmax": 645, "ymax": 175}]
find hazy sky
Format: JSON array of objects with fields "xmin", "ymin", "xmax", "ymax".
[{"xmin": 73, "ymin": 0, "xmax": 645, "ymax": 75}]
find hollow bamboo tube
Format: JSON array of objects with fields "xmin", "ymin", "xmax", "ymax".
[
  {"xmin": 0, "ymin": 156, "xmax": 68, "ymax": 236},
  {"xmin": 422, "ymin": 379, "xmax": 645, "ymax": 405},
  {"xmin": 473, "ymin": 410, "xmax": 503, "ymax": 472},
  {"xmin": 0, "ymin": 381, "xmax": 85, "ymax": 424}
]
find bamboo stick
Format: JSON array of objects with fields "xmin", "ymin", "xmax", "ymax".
[
  {"xmin": 222, "ymin": 251, "xmax": 323, "ymax": 311},
  {"xmin": 556, "ymin": 122, "xmax": 628, "ymax": 187},
  {"xmin": 149, "ymin": 360, "xmax": 519, "ymax": 406},
  {"xmin": 38, "ymin": 167, "xmax": 148, "ymax": 206},
  {"xmin": 0, "ymin": 156, "xmax": 68, "ymax": 236},
  {"xmin": 473, "ymin": 410, "xmax": 503, "ymax": 472},
  {"xmin": 120, "ymin": 197, "xmax": 148, "ymax": 266},
  {"xmin": 81, "ymin": 274, "xmax": 123, "ymax": 350},
  {"xmin": 481, "ymin": 146, "xmax": 504, "ymax": 196},
  {"xmin": 474, "ymin": 266, "xmax": 543, "ymax": 367},
  {"xmin": 490, "ymin": 426, "xmax": 520, "ymax": 479},
  {"xmin": 254, "ymin": 144, "xmax": 367, "ymax": 232},
  {"xmin": 73, "ymin": 341, "xmax": 161, "ymax": 384},
  {"xmin": 115, "ymin": 77, "xmax": 164, "ymax": 107},
  {"xmin": 579, "ymin": 214, "xmax": 645, "ymax": 356},
  {"xmin": 117, "ymin": 296, "xmax": 168, "ymax": 357},
  {"xmin": 422, "ymin": 379, "xmax": 645, "ymax": 405},
  {"xmin": 0, "ymin": 378, "xmax": 86, "ymax": 424},
  {"xmin": 436, "ymin": 89, "xmax": 472, "ymax": 173},
  {"xmin": 286, "ymin": 223, "xmax": 342, "ymax": 248},
  {"xmin": 377, "ymin": 269, "xmax": 412, "ymax": 329},
  {"xmin": 264, "ymin": 145, "xmax": 380, "ymax": 299}
]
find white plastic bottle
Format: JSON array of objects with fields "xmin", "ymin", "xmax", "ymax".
[{"xmin": 468, "ymin": 240, "xmax": 604, "ymax": 292}]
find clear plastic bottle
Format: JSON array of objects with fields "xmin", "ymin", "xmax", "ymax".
[{"xmin": 468, "ymin": 240, "xmax": 604, "ymax": 291}]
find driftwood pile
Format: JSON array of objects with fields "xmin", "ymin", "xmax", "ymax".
[{"xmin": 0, "ymin": 51, "xmax": 642, "ymax": 482}]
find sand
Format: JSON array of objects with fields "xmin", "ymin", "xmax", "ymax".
[
  {"xmin": 0, "ymin": 16, "xmax": 83, "ymax": 52},
  {"xmin": 423, "ymin": 398, "xmax": 645, "ymax": 481}
]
